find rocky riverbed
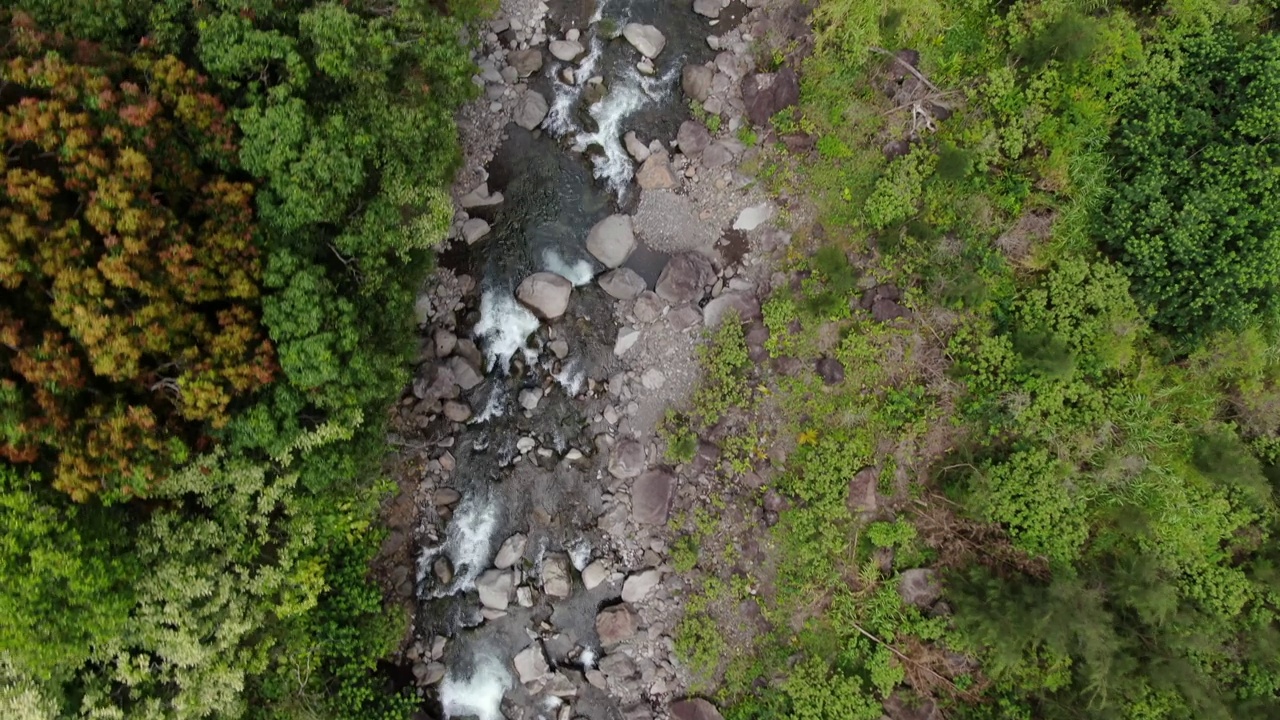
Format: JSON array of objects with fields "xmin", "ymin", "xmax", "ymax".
[{"xmin": 374, "ymin": 0, "xmax": 816, "ymax": 718}]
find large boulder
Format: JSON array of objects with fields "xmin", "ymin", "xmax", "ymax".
[
  {"xmin": 624, "ymin": 131, "xmax": 651, "ymax": 162},
  {"xmin": 516, "ymin": 272, "xmax": 573, "ymax": 319},
  {"xmin": 621, "ymin": 569, "xmax": 661, "ymax": 602},
  {"xmin": 632, "ymin": 467, "xmax": 676, "ymax": 524},
  {"xmin": 459, "ymin": 182, "xmax": 503, "ymax": 209},
  {"xmin": 515, "ymin": 90, "xmax": 549, "ymax": 130},
  {"xmin": 447, "ymin": 355, "xmax": 484, "ymax": 391},
  {"xmin": 622, "ymin": 24, "xmax": 667, "ymax": 59},
  {"xmin": 475, "ymin": 569, "xmax": 513, "ymax": 610},
  {"xmin": 609, "ymin": 437, "xmax": 646, "ymax": 478},
  {"xmin": 636, "ymin": 152, "xmax": 678, "ymax": 189},
  {"xmin": 702, "ymin": 292, "xmax": 760, "ymax": 328},
  {"xmin": 541, "ymin": 553, "xmax": 573, "ymax": 599},
  {"xmin": 596, "ymin": 604, "xmax": 639, "ymax": 645},
  {"xmin": 677, "ymin": 121, "xmax": 711, "ymax": 156},
  {"xmin": 549, "ymin": 39, "xmax": 584, "ymax": 62},
  {"xmin": 494, "ymin": 533, "xmax": 527, "ymax": 569},
  {"xmin": 586, "ymin": 214, "xmax": 637, "ymax": 268},
  {"xmin": 682, "ymin": 64, "xmax": 714, "ymax": 102},
  {"xmin": 509, "ymin": 48, "xmax": 544, "ymax": 78},
  {"xmin": 671, "ymin": 698, "xmax": 725, "ymax": 720},
  {"xmin": 655, "ymin": 252, "xmax": 715, "ymax": 304},
  {"xmin": 513, "ymin": 643, "xmax": 550, "ymax": 684},
  {"xmin": 898, "ymin": 568, "xmax": 942, "ymax": 609},
  {"xmin": 741, "ymin": 67, "xmax": 801, "ymax": 126},
  {"xmin": 461, "ymin": 217, "xmax": 491, "ymax": 244},
  {"xmin": 599, "ymin": 268, "xmax": 647, "ymax": 300}
]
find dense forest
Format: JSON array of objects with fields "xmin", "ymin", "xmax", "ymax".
[
  {"xmin": 5, "ymin": 0, "xmax": 1280, "ymax": 718},
  {"xmin": 1, "ymin": 1, "xmax": 480, "ymax": 717}
]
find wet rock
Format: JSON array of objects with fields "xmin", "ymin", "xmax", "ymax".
[
  {"xmin": 550, "ymin": 39, "xmax": 584, "ymax": 62},
  {"xmin": 599, "ymin": 268, "xmax": 647, "ymax": 300},
  {"xmin": 517, "ymin": 436, "xmax": 536, "ymax": 453},
  {"xmin": 671, "ymin": 698, "xmax": 725, "ymax": 720},
  {"xmin": 693, "ymin": 0, "xmax": 722, "ymax": 17},
  {"xmin": 682, "ymin": 64, "xmax": 714, "ymax": 102},
  {"xmin": 632, "ymin": 467, "xmax": 676, "ymax": 524},
  {"xmin": 637, "ymin": 58, "xmax": 656, "ymax": 75},
  {"xmin": 460, "ymin": 182, "xmax": 503, "ymax": 209},
  {"xmin": 433, "ymin": 487, "xmax": 461, "ymax": 506},
  {"xmin": 494, "ymin": 533, "xmax": 528, "ymax": 569},
  {"xmin": 614, "ymin": 327, "xmax": 641, "ymax": 356},
  {"xmin": 448, "ymin": 355, "xmax": 484, "ymax": 391},
  {"xmin": 434, "ymin": 328, "xmax": 458, "ymax": 357},
  {"xmin": 621, "ymin": 569, "xmax": 661, "ymax": 602},
  {"xmin": 636, "ymin": 152, "xmax": 678, "ymax": 189},
  {"xmin": 433, "ymin": 556, "xmax": 454, "ymax": 585},
  {"xmin": 815, "ymin": 357, "xmax": 845, "ymax": 385},
  {"xmin": 702, "ymin": 292, "xmax": 760, "ymax": 328},
  {"xmin": 462, "ymin": 217, "xmax": 491, "ymax": 244},
  {"xmin": 509, "ymin": 48, "xmax": 544, "ymax": 77},
  {"xmin": 898, "ymin": 568, "xmax": 942, "ymax": 609},
  {"xmin": 702, "ymin": 141, "xmax": 733, "ymax": 169},
  {"xmin": 632, "ymin": 291, "xmax": 664, "ymax": 323},
  {"xmin": 741, "ymin": 67, "xmax": 801, "ymax": 126},
  {"xmin": 586, "ymin": 214, "xmax": 637, "ymax": 268},
  {"xmin": 414, "ymin": 661, "xmax": 447, "ymax": 686},
  {"xmin": 624, "ymin": 131, "xmax": 651, "ymax": 162},
  {"xmin": 542, "ymin": 553, "xmax": 573, "ymax": 599},
  {"xmin": 582, "ymin": 560, "xmax": 609, "ymax": 589},
  {"xmin": 549, "ymin": 338, "xmax": 569, "ymax": 358},
  {"xmin": 517, "ymin": 272, "xmax": 573, "ymax": 319},
  {"xmin": 476, "ymin": 569, "xmax": 513, "ymax": 610},
  {"xmin": 515, "ymin": 90, "xmax": 550, "ymax": 130},
  {"xmin": 609, "ymin": 437, "xmax": 646, "ymax": 479},
  {"xmin": 733, "ymin": 203, "xmax": 773, "ymax": 231},
  {"xmin": 677, "ymin": 121, "xmax": 711, "ymax": 156},
  {"xmin": 655, "ymin": 252, "xmax": 715, "ymax": 304},
  {"xmin": 514, "ymin": 643, "xmax": 551, "ymax": 684},
  {"xmin": 519, "ymin": 387, "xmax": 542, "ymax": 411},
  {"xmin": 443, "ymin": 400, "xmax": 473, "ymax": 422},
  {"xmin": 622, "ymin": 23, "xmax": 666, "ymax": 59},
  {"xmin": 596, "ymin": 604, "xmax": 639, "ymax": 645}
]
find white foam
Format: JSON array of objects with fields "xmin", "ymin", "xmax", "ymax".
[
  {"xmin": 440, "ymin": 653, "xmax": 512, "ymax": 720},
  {"xmin": 419, "ymin": 494, "xmax": 499, "ymax": 594},
  {"xmin": 474, "ymin": 289, "xmax": 541, "ymax": 372},
  {"xmin": 471, "ymin": 384, "xmax": 507, "ymax": 424},
  {"xmin": 579, "ymin": 647, "xmax": 597, "ymax": 670},
  {"xmin": 553, "ymin": 358, "xmax": 585, "ymax": 397},
  {"xmin": 542, "ymin": 249, "xmax": 595, "ymax": 286}
]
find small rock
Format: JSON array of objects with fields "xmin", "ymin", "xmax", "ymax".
[
  {"xmin": 515, "ymin": 90, "xmax": 550, "ymax": 130},
  {"xmin": 443, "ymin": 400, "xmax": 473, "ymax": 423},
  {"xmin": 476, "ymin": 569, "xmax": 513, "ymax": 610},
  {"xmin": 599, "ymin": 652, "xmax": 637, "ymax": 679},
  {"xmin": 582, "ymin": 560, "xmax": 609, "ymax": 589},
  {"xmin": 596, "ymin": 604, "xmax": 639, "ymax": 645},
  {"xmin": 433, "ymin": 488, "xmax": 461, "ymax": 506},
  {"xmin": 624, "ymin": 131, "xmax": 651, "ymax": 162},
  {"xmin": 514, "ymin": 643, "xmax": 551, "ymax": 684},
  {"xmin": 599, "ymin": 267, "xmax": 647, "ymax": 300},
  {"xmin": 632, "ymin": 291, "xmax": 664, "ymax": 323},
  {"xmin": 621, "ymin": 569, "xmax": 661, "ymax": 602},
  {"xmin": 494, "ymin": 533, "xmax": 528, "ymax": 569},
  {"xmin": 462, "ymin": 217, "xmax": 491, "ymax": 244},
  {"xmin": 586, "ymin": 670, "xmax": 608, "ymax": 688},
  {"xmin": 637, "ymin": 58, "xmax": 656, "ymax": 75},
  {"xmin": 586, "ymin": 214, "xmax": 637, "ymax": 268},
  {"xmin": 542, "ymin": 553, "xmax": 573, "ymax": 599},
  {"xmin": 519, "ymin": 388, "xmax": 543, "ymax": 411},
  {"xmin": 549, "ymin": 338, "xmax": 570, "ymax": 358},
  {"xmin": 567, "ymin": 28, "xmax": 581, "ymax": 42},
  {"xmin": 609, "ymin": 437, "xmax": 646, "ymax": 478},
  {"xmin": 433, "ymin": 556, "xmax": 454, "ymax": 585},
  {"xmin": 733, "ymin": 203, "xmax": 773, "ymax": 231},
  {"xmin": 460, "ymin": 182, "xmax": 503, "ymax": 209},
  {"xmin": 501, "ymin": 65, "xmax": 519, "ymax": 84},
  {"xmin": 693, "ymin": 0, "xmax": 722, "ymax": 17},
  {"xmin": 517, "ymin": 436, "xmax": 537, "ymax": 453},
  {"xmin": 509, "ymin": 48, "xmax": 543, "ymax": 77},
  {"xmin": 632, "ymin": 467, "xmax": 676, "ymax": 524},
  {"xmin": 550, "ymin": 39, "xmax": 584, "ymax": 61},
  {"xmin": 517, "ymin": 585, "xmax": 535, "ymax": 607},
  {"xmin": 677, "ymin": 121, "xmax": 711, "ymax": 156},
  {"xmin": 682, "ymin": 64, "xmax": 714, "ymax": 102},
  {"xmin": 614, "ymin": 328, "xmax": 641, "ymax": 356},
  {"xmin": 622, "ymin": 24, "xmax": 667, "ymax": 59},
  {"xmin": 517, "ymin": 272, "xmax": 573, "ymax": 319}
]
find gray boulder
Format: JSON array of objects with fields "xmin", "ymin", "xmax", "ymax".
[
  {"xmin": 494, "ymin": 533, "xmax": 527, "ymax": 569},
  {"xmin": 595, "ymin": 604, "xmax": 639, "ymax": 645},
  {"xmin": 549, "ymin": 39, "xmax": 584, "ymax": 62},
  {"xmin": 621, "ymin": 569, "xmax": 661, "ymax": 602},
  {"xmin": 632, "ymin": 467, "xmax": 676, "ymax": 524},
  {"xmin": 636, "ymin": 152, "xmax": 678, "ymax": 189},
  {"xmin": 586, "ymin": 214, "xmax": 637, "ymax": 268},
  {"xmin": 476, "ymin": 569, "xmax": 512, "ymax": 610},
  {"xmin": 677, "ymin": 120, "xmax": 711, "ymax": 156},
  {"xmin": 682, "ymin": 64, "xmax": 714, "ymax": 102},
  {"xmin": 514, "ymin": 643, "xmax": 550, "ymax": 684},
  {"xmin": 516, "ymin": 272, "xmax": 573, "ymax": 319},
  {"xmin": 447, "ymin": 355, "xmax": 484, "ymax": 391},
  {"xmin": 599, "ymin": 268, "xmax": 647, "ymax": 300},
  {"xmin": 609, "ymin": 437, "xmax": 646, "ymax": 478},
  {"xmin": 509, "ymin": 48, "xmax": 544, "ymax": 77},
  {"xmin": 655, "ymin": 252, "xmax": 715, "ymax": 304},
  {"xmin": 622, "ymin": 23, "xmax": 666, "ymax": 59},
  {"xmin": 461, "ymin": 217, "xmax": 490, "ymax": 244},
  {"xmin": 541, "ymin": 553, "xmax": 573, "ymax": 599},
  {"xmin": 624, "ymin": 131, "xmax": 651, "ymax": 161},
  {"xmin": 515, "ymin": 90, "xmax": 549, "ymax": 130}
]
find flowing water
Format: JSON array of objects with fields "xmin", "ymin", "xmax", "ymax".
[{"xmin": 423, "ymin": 1, "xmax": 713, "ymax": 716}]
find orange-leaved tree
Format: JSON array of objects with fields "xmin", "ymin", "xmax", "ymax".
[{"xmin": 0, "ymin": 13, "xmax": 274, "ymax": 501}]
